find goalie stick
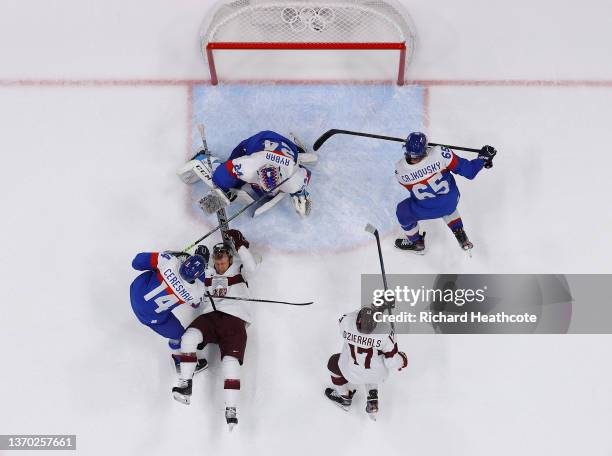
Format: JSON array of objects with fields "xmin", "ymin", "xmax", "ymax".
[
  {"xmin": 313, "ymin": 129, "xmax": 482, "ymax": 153},
  {"xmin": 182, "ymin": 171, "xmax": 297, "ymax": 252},
  {"xmin": 365, "ymin": 223, "xmax": 396, "ymax": 335},
  {"xmin": 197, "ymin": 124, "xmax": 233, "ymax": 249},
  {"xmin": 253, "ymin": 192, "xmax": 286, "ymax": 218}
]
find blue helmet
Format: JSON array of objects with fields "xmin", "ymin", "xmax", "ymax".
[
  {"xmin": 404, "ymin": 132, "xmax": 428, "ymax": 161},
  {"xmin": 179, "ymin": 254, "xmax": 207, "ymax": 282}
]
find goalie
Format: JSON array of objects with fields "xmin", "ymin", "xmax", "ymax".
[{"xmin": 178, "ymin": 130, "xmax": 314, "ymax": 217}]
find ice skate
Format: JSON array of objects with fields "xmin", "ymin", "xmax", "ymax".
[
  {"xmin": 366, "ymin": 389, "xmax": 379, "ymax": 421},
  {"xmin": 452, "ymin": 228, "xmax": 473, "ymax": 256},
  {"xmin": 394, "ymin": 233, "xmax": 426, "ymax": 255},
  {"xmin": 172, "ymin": 379, "xmax": 192, "ymax": 405},
  {"xmin": 324, "ymin": 387, "xmax": 355, "ymax": 412},
  {"xmin": 225, "ymin": 407, "xmax": 238, "ymax": 431},
  {"xmin": 195, "ymin": 358, "xmax": 209, "ymax": 374}
]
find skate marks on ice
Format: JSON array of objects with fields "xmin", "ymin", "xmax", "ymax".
[{"xmin": 189, "ymin": 84, "xmax": 425, "ymax": 252}]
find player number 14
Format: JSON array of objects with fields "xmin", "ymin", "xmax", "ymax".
[{"xmin": 143, "ymin": 282, "xmax": 179, "ymax": 313}]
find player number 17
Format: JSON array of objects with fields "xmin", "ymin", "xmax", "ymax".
[{"xmin": 348, "ymin": 344, "xmax": 373, "ymax": 369}]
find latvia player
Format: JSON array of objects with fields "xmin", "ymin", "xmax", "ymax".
[
  {"xmin": 172, "ymin": 229, "xmax": 259, "ymax": 430},
  {"xmin": 325, "ymin": 307, "xmax": 408, "ymax": 420}
]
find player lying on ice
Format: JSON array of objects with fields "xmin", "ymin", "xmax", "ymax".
[
  {"xmin": 129, "ymin": 248, "xmax": 210, "ymax": 374},
  {"xmin": 178, "ymin": 130, "xmax": 315, "ymax": 218},
  {"xmin": 172, "ymin": 229, "xmax": 259, "ymax": 431},
  {"xmin": 394, "ymin": 132, "xmax": 496, "ymax": 254},
  {"xmin": 325, "ymin": 306, "xmax": 408, "ymax": 421}
]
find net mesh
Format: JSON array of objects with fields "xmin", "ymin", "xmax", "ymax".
[{"xmin": 201, "ymin": 0, "xmax": 416, "ymax": 51}]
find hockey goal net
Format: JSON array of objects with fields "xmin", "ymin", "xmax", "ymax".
[{"xmin": 200, "ymin": 0, "xmax": 417, "ymax": 85}]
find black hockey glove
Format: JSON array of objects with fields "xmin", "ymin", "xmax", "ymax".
[
  {"xmin": 225, "ymin": 229, "xmax": 250, "ymax": 250},
  {"xmin": 479, "ymin": 145, "xmax": 497, "ymax": 169},
  {"xmin": 194, "ymin": 245, "xmax": 210, "ymax": 264}
]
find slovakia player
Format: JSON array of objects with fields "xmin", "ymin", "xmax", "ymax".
[
  {"xmin": 130, "ymin": 248, "xmax": 209, "ymax": 372},
  {"xmin": 325, "ymin": 307, "xmax": 408, "ymax": 420},
  {"xmin": 178, "ymin": 130, "xmax": 312, "ymax": 217},
  {"xmin": 394, "ymin": 132, "xmax": 496, "ymax": 253},
  {"xmin": 172, "ymin": 229, "xmax": 259, "ymax": 430}
]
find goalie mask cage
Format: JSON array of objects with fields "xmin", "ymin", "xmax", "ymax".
[{"xmin": 200, "ymin": 0, "xmax": 417, "ymax": 85}]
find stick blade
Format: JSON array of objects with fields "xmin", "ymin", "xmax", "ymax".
[
  {"xmin": 364, "ymin": 223, "xmax": 378, "ymax": 235},
  {"xmin": 313, "ymin": 129, "xmax": 339, "ymax": 151}
]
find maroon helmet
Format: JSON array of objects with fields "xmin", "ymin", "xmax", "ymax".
[{"xmin": 356, "ymin": 306, "xmax": 377, "ymax": 334}]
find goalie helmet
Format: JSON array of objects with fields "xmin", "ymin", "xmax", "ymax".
[
  {"xmin": 356, "ymin": 306, "xmax": 377, "ymax": 334},
  {"xmin": 404, "ymin": 132, "xmax": 428, "ymax": 162},
  {"xmin": 179, "ymin": 254, "xmax": 206, "ymax": 282},
  {"xmin": 257, "ymin": 165, "xmax": 282, "ymax": 193}
]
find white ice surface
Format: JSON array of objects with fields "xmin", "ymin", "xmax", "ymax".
[{"xmin": 1, "ymin": 1, "xmax": 612, "ymax": 455}]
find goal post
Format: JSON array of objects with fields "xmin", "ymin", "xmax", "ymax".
[{"xmin": 200, "ymin": 0, "xmax": 417, "ymax": 85}]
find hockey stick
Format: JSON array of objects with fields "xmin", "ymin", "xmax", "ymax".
[
  {"xmin": 365, "ymin": 223, "xmax": 395, "ymax": 334},
  {"xmin": 205, "ymin": 293, "xmax": 313, "ymax": 306},
  {"xmin": 182, "ymin": 172, "xmax": 296, "ymax": 252},
  {"xmin": 197, "ymin": 124, "xmax": 233, "ymax": 248},
  {"xmin": 253, "ymin": 192, "xmax": 286, "ymax": 218},
  {"xmin": 313, "ymin": 129, "xmax": 481, "ymax": 153}
]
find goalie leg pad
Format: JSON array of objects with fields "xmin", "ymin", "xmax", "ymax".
[{"xmin": 177, "ymin": 159, "xmax": 204, "ymax": 184}]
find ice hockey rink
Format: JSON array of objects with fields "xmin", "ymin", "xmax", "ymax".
[{"xmin": 1, "ymin": 0, "xmax": 612, "ymax": 455}]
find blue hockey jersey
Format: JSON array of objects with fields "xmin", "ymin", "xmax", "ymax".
[
  {"xmin": 394, "ymin": 146, "xmax": 484, "ymax": 216},
  {"xmin": 130, "ymin": 252, "xmax": 205, "ymax": 324}
]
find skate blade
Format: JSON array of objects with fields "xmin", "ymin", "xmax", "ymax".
[
  {"xmin": 172, "ymin": 392, "xmax": 191, "ymax": 405},
  {"xmin": 462, "ymin": 246, "xmax": 473, "ymax": 258},
  {"xmin": 367, "ymin": 413, "xmax": 378, "ymax": 421},
  {"xmin": 194, "ymin": 364, "xmax": 209, "ymax": 376},
  {"xmin": 323, "ymin": 392, "xmax": 350, "ymax": 412},
  {"xmin": 406, "ymin": 249, "xmax": 426, "ymax": 256},
  {"xmin": 333, "ymin": 404, "xmax": 350, "ymax": 412},
  {"xmin": 394, "ymin": 246, "xmax": 426, "ymax": 255},
  {"xmin": 227, "ymin": 423, "xmax": 237, "ymax": 432}
]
